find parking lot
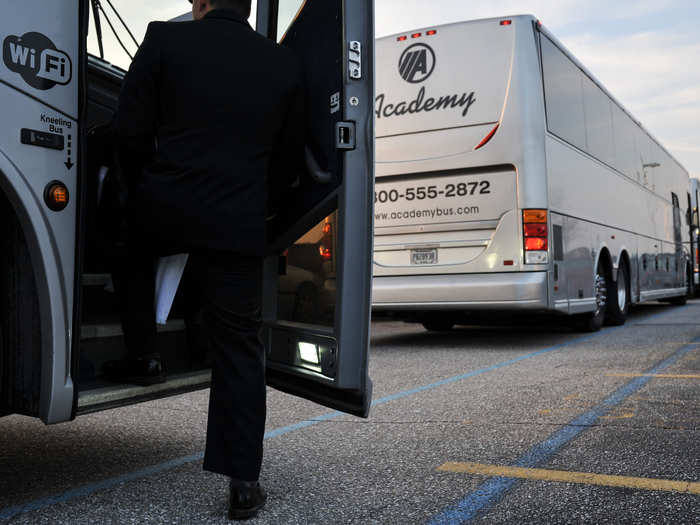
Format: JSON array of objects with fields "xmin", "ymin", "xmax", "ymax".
[{"xmin": 1, "ymin": 302, "xmax": 699, "ymax": 524}]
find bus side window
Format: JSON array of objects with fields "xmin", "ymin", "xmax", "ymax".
[{"xmin": 277, "ymin": 0, "xmax": 305, "ymax": 41}]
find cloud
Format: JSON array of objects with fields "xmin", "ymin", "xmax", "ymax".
[
  {"xmin": 374, "ymin": 1, "xmax": 700, "ymax": 175},
  {"xmin": 564, "ymin": 30, "xmax": 700, "ymax": 175},
  {"xmin": 91, "ymin": 1, "xmax": 699, "ymax": 176},
  {"xmin": 374, "ymin": 0, "xmax": 675, "ymax": 37}
]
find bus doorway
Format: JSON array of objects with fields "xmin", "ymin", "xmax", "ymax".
[{"xmin": 0, "ymin": 0, "xmax": 374, "ymax": 423}]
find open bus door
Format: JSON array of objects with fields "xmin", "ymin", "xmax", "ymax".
[
  {"xmin": 256, "ymin": 0, "xmax": 375, "ymax": 417},
  {"xmin": 0, "ymin": 0, "xmax": 372, "ymax": 423}
]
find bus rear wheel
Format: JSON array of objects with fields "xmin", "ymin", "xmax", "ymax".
[
  {"xmin": 571, "ymin": 262, "xmax": 608, "ymax": 332},
  {"xmin": 605, "ymin": 262, "xmax": 629, "ymax": 326}
]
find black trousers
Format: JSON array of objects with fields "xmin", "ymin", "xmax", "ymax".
[
  {"xmin": 199, "ymin": 252, "xmax": 266, "ymax": 481},
  {"xmin": 116, "ymin": 244, "xmax": 266, "ymax": 481}
]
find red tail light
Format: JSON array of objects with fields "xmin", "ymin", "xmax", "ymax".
[
  {"xmin": 320, "ymin": 218, "xmax": 333, "ymax": 261},
  {"xmin": 397, "ymin": 35, "xmax": 407, "ymax": 42},
  {"xmin": 524, "ymin": 223, "xmax": 547, "ymax": 237},
  {"xmin": 523, "ymin": 209, "xmax": 548, "ymax": 264},
  {"xmin": 426, "ymin": 30, "xmax": 437, "ymax": 36},
  {"xmin": 411, "ymin": 32, "xmax": 422, "ymax": 38},
  {"xmin": 500, "ymin": 20, "xmax": 512, "ymax": 26},
  {"xmin": 525, "ymin": 237, "xmax": 548, "ymax": 251}
]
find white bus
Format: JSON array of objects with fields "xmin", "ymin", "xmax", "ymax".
[
  {"xmin": 0, "ymin": 0, "xmax": 374, "ymax": 424},
  {"xmin": 372, "ymin": 15, "xmax": 693, "ymax": 332}
]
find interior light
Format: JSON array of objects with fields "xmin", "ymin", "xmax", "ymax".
[{"xmin": 298, "ymin": 342, "xmax": 320, "ymax": 364}]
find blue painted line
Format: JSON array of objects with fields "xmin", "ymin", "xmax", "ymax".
[
  {"xmin": 0, "ymin": 304, "xmax": 690, "ymax": 521},
  {"xmin": 427, "ymin": 336, "xmax": 700, "ymax": 525}
]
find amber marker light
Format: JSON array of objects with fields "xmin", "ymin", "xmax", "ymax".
[
  {"xmin": 44, "ymin": 181, "xmax": 69, "ymax": 211},
  {"xmin": 522, "ymin": 209, "xmax": 547, "ymax": 223}
]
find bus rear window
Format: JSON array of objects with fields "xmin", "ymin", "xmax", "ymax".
[{"xmin": 375, "ymin": 20, "xmax": 515, "ymax": 138}]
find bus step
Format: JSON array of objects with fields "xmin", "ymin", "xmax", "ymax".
[
  {"xmin": 77, "ymin": 370, "xmax": 212, "ymax": 412},
  {"xmin": 80, "ymin": 319, "xmax": 186, "ymax": 340}
]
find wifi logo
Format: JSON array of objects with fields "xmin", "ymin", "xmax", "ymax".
[{"xmin": 3, "ymin": 32, "xmax": 72, "ymax": 91}]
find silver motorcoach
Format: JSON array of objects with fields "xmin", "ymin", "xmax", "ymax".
[{"xmin": 372, "ymin": 15, "xmax": 692, "ymax": 331}]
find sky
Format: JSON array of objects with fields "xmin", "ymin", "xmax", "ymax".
[{"xmin": 89, "ymin": 0, "xmax": 700, "ymax": 177}]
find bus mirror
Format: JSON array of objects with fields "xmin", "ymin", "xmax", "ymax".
[{"xmin": 693, "ymin": 210, "xmax": 699, "ymax": 228}]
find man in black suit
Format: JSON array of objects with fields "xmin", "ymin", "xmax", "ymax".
[{"xmin": 114, "ymin": 0, "xmax": 305, "ymax": 519}]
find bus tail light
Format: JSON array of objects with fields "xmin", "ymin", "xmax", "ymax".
[
  {"xmin": 319, "ymin": 218, "xmax": 333, "ymax": 261},
  {"xmin": 523, "ymin": 209, "xmax": 548, "ymax": 264}
]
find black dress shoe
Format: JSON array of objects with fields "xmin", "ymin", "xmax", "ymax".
[
  {"xmin": 103, "ymin": 353, "xmax": 166, "ymax": 386},
  {"xmin": 228, "ymin": 480, "xmax": 267, "ymax": 521}
]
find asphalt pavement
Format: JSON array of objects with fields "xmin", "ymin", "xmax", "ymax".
[{"xmin": 1, "ymin": 302, "xmax": 699, "ymax": 524}]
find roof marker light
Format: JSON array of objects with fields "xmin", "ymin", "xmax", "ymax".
[
  {"xmin": 397, "ymin": 35, "xmax": 407, "ymax": 41},
  {"xmin": 427, "ymin": 30, "xmax": 437, "ymax": 36},
  {"xmin": 500, "ymin": 20, "xmax": 512, "ymax": 26},
  {"xmin": 411, "ymin": 32, "xmax": 422, "ymax": 38}
]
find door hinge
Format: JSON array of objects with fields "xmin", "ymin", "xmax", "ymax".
[
  {"xmin": 336, "ymin": 122, "xmax": 356, "ymax": 150},
  {"xmin": 348, "ymin": 41, "xmax": 361, "ymax": 79}
]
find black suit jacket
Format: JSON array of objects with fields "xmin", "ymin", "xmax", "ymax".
[{"xmin": 115, "ymin": 9, "xmax": 305, "ymax": 256}]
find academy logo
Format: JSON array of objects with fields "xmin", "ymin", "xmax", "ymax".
[
  {"xmin": 3, "ymin": 32, "xmax": 72, "ymax": 90},
  {"xmin": 398, "ymin": 43, "xmax": 435, "ymax": 84}
]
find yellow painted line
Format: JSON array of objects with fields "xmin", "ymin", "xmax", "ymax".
[
  {"xmin": 437, "ymin": 462, "xmax": 700, "ymax": 495},
  {"xmin": 606, "ymin": 373, "xmax": 700, "ymax": 379},
  {"xmin": 599, "ymin": 412, "xmax": 635, "ymax": 420}
]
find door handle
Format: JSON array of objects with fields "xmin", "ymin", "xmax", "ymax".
[{"xmin": 305, "ymin": 146, "xmax": 332, "ymax": 184}]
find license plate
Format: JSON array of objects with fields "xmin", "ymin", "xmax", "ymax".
[{"xmin": 411, "ymin": 248, "xmax": 437, "ymax": 265}]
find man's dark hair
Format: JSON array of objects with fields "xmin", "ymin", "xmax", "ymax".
[{"xmin": 209, "ymin": 0, "xmax": 252, "ymax": 18}]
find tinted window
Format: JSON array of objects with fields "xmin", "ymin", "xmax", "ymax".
[
  {"xmin": 611, "ymin": 104, "xmax": 638, "ymax": 180},
  {"xmin": 541, "ymin": 36, "xmax": 586, "ymax": 150},
  {"xmin": 582, "ymin": 76, "xmax": 613, "ymax": 165}
]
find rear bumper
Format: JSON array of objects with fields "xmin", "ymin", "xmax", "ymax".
[{"xmin": 372, "ymin": 271, "xmax": 548, "ymax": 311}]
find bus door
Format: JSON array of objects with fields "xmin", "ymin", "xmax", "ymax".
[
  {"xmin": 671, "ymin": 193, "xmax": 684, "ymax": 288},
  {"xmin": 0, "ymin": 0, "xmax": 85, "ymax": 422},
  {"xmin": 256, "ymin": 0, "xmax": 374, "ymax": 417}
]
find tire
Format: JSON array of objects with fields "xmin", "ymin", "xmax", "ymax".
[
  {"xmin": 605, "ymin": 262, "xmax": 630, "ymax": 326},
  {"xmin": 571, "ymin": 261, "xmax": 608, "ymax": 332}
]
